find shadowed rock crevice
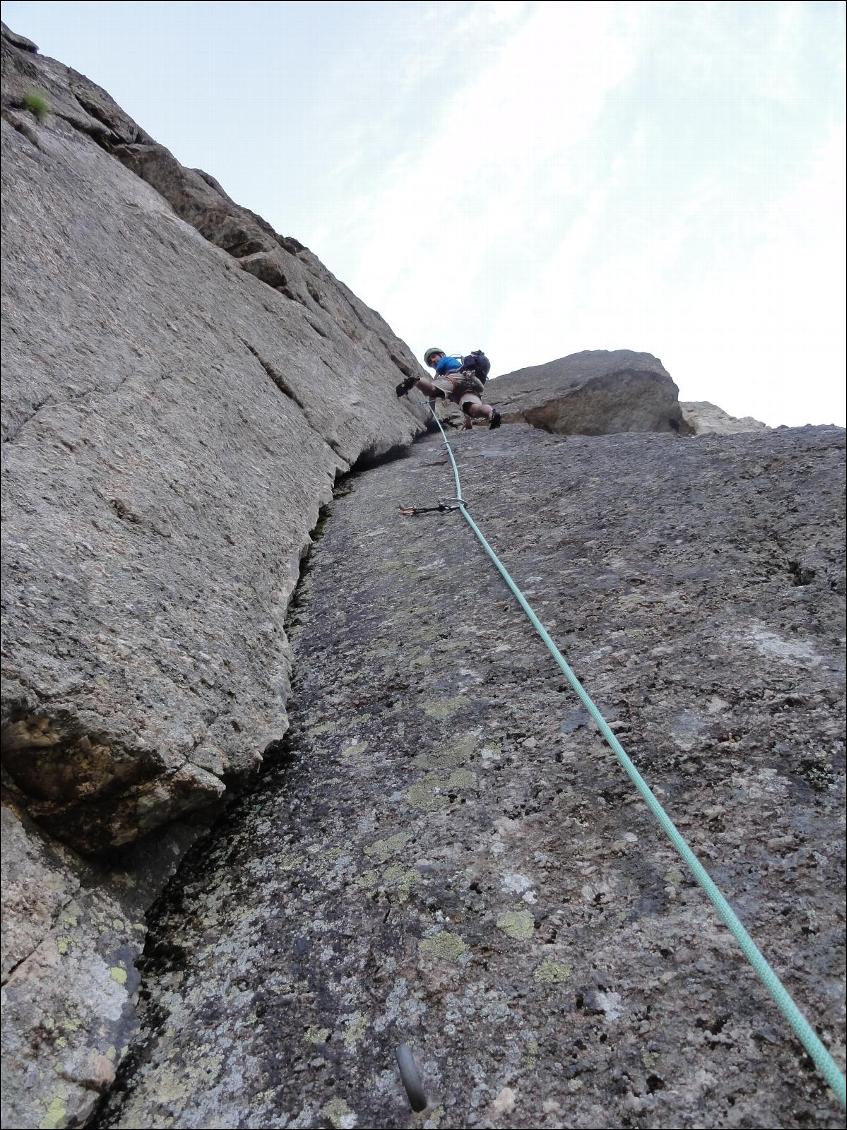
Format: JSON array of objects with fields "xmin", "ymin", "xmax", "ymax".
[
  {"xmin": 242, "ymin": 341, "xmax": 352, "ymax": 465},
  {"xmin": 237, "ymin": 251, "xmax": 302, "ymax": 301},
  {"xmin": 349, "ymin": 439, "xmax": 415, "ymax": 472},
  {"xmin": 241, "ymin": 340, "xmax": 310, "ymax": 413}
]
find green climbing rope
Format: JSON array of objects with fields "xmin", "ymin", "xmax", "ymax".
[{"xmin": 429, "ymin": 411, "xmax": 846, "ymax": 1108}]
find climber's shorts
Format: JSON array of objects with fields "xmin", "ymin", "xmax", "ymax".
[{"xmin": 444, "ymin": 373, "xmax": 486, "ymax": 410}]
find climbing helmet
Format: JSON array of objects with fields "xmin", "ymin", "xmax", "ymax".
[{"xmin": 423, "ymin": 347, "xmax": 445, "ymax": 367}]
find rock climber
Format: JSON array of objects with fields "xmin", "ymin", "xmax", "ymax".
[{"xmin": 396, "ymin": 348, "xmax": 501, "ymax": 429}]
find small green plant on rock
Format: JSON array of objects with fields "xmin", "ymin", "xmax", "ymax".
[{"xmin": 23, "ymin": 91, "xmax": 50, "ymax": 121}]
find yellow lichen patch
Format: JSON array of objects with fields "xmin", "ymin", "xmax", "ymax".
[
  {"xmin": 355, "ymin": 867, "xmax": 380, "ymax": 890},
  {"xmin": 155, "ymin": 1070, "xmax": 192, "ymax": 1104},
  {"xmin": 271, "ymin": 850, "xmax": 300, "ymax": 871},
  {"xmin": 341, "ymin": 739, "xmax": 369, "ymax": 760},
  {"xmin": 407, "ymin": 780, "xmax": 447, "ymax": 812},
  {"xmin": 305, "ymin": 1025, "xmax": 331, "ymax": 1045},
  {"xmin": 356, "ymin": 863, "xmax": 417, "ymax": 900},
  {"xmin": 343, "ymin": 1012, "xmax": 367, "ymax": 1050},
  {"xmin": 533, "ymin": 957, "xmax": 571, "ymax": 984},
  {"xmin": 56, "ymin": 936, "xmax": 71, "ymax": 955},
  {"xmin": 364, "ymin": 831, "xmax": 411, "ymax": 864},
  {"xmin": 422, "ymin": 696, "xmax": 465, "ymax": 720},
  {"xmin": 323, "ymin": 1096, "xmax": 356, "ymax": 1129},
  {"xmin": 109, "ymin": 966, "xmax": 128, "ymax": 985},
  {"xmin": 381, "ymin": 864, "xmax": 418, "ymax": 901},
  {"xmin": 312, "ymin": 720, "xmax": 339, "ymax": 736},
  {"xmin": 413, "ymin": 733, "xmax": 476, "ymax": 770},
  {"xmin": 496, "ymin": 910, "xmax": 535, "ymax": 940},
  {"xmin": 419, "ymin": 931, "xmax": 468, "ymax": 963},
  {"xmin": 445, "ymin": 768, "xmax": 477, "ymax": 790},
  {"xmin": 39, "ymin": 1096, "xmax": 67, "ymax": 1130}
]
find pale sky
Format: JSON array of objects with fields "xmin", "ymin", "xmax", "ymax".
[{"xmin": 3, "ymin": 1, "xmax": 845, "ymax": 426}]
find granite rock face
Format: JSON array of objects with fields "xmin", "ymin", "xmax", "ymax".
[
  {"xmin": 1, "ymin": 22, "xmax": 426, "ymax": 857},
  {"xmin": 488, "ymin": 350, "xmax": 689, "ymax": 435},
  {"xmin": 99, "ymin": 424, "xmax": 845, "ymax": 1130},
  {"xmin": 1, "ymin": 22, "xmax": 425, "ymax": 1127},
  {"xmin": 1, "ymin": 802, "xmax": 201, "ymax": 1130},
  {"xmin": 682, "ymin": 401, "xmax": 770, "ymax": 436},
  {"xmin": 2, "ymin": 21, "xmax": 844, "ymax": 1130}
]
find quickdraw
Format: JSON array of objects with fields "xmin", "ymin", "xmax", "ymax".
[{"xmin": 398, "ymin": 497, "xmax": 466, "ymax": 518}]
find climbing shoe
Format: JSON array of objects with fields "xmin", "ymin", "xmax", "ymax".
[
  {"xmin": 396, "ymin": 377, "xmax": 417, "ymax": 397},
  {"xmin": 489, "ymin": 409, "xmax": 502, "ymax": 429}
]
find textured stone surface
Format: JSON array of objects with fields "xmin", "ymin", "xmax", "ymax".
[
  {"xmin": 1, "ymin": 22, "xmax": 426, "ymax": 856},
  {"xmin": 2, "ymin": 21, "xmax": 843, "ymax": 1130},
  {"xmin": 1, "ymin": 22, "xmax": 426, "ymax": 1127},
  {"xmin": 0, "ymin": 20, "xmax": 38, "ymax": 53},
  {"xmin": 682, "ymin": 401, "xmax": 769, "ymax": 436},
  {"xmin": 100, "ymin": 424, "xmax": 845, "ymax": 1129},
  {"xmin": 1, "ymin": 798, "xmax": 203, "ymax": 1130},
  {"xmin": 488, "ymin": 350, "xmax": 689, "ymax": 435}
]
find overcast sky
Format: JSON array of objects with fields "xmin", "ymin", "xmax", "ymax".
[{"xmin": 4, "ymin": 1, "xmax": 845, "ymax": 426}]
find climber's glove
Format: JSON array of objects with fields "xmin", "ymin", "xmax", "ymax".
[{"xmin": 396, "ymin": 377, "xmax": 417, "ymax": 398}]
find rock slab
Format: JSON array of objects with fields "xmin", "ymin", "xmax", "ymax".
[{"xmin": 100, "ymin": 423, "xmax": 845, "ymax": 1130}]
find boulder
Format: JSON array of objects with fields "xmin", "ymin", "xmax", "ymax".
[{"xmin": 488, "ymin": 349, "xmax": 690, "ymax": 434}]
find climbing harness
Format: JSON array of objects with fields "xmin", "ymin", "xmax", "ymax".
[{"xmin": 412, "ymin": 408, "xmax": 847, "ymax": 1109}]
